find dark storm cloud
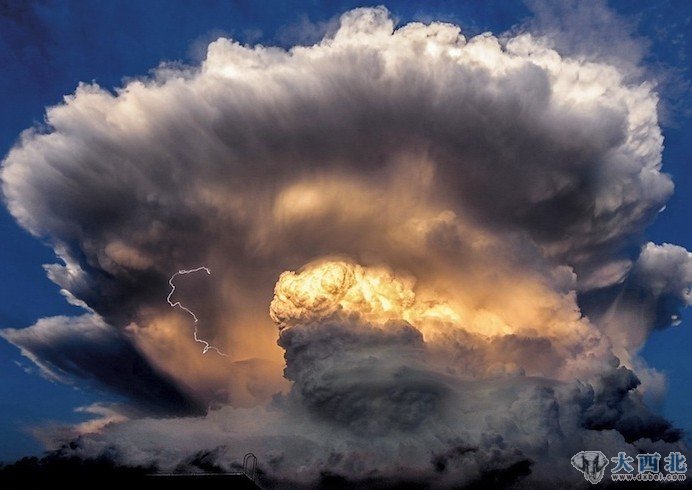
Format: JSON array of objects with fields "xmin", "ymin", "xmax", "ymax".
[
  {"xmin": 580, "ymin": 366, "xmax": 682, "ymax": 443},
  {"xmin": 277, "ymin": 315, "xmax": 446, "ymax": 435},
  {"xmin": 1, "ymin": 315, "xmax": 203, "ymax": 416},
  {"xmin": 0, "ymin": 6, "xmax": 690, "ymax": 487}
]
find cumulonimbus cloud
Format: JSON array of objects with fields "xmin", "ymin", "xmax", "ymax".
[{"xmin": 1, "ymin": 6, "xmax": 690, "ymax": 487}]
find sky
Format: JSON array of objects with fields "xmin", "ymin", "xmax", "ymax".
[{"xmin": 0, "ymin": 1, "xmax": 690, "ymax": 486}]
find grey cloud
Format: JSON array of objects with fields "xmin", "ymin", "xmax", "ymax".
[
  {"xmin": 628, "ymin": 242, "xmax": 692, "ymax": 329},
  {"xmin": 1, "ymin": 315, "xmax": 204, "ymax": 416},
  {"xmin": 46, "ymin": 364, "xmax": 684, "ymax": 488},
  {"xmin": 1, "ymin": 6, "xmax": 674, "ymax": 328},
  {"xmin": 581, "ymin": 366, "xmax": 682, "ymax": 443},
  {"xmin": 277, "ymin": 314, "xmax": 445, "ymax": 435},
  {"xmin": 579, "ymin": 242, "xmax": 692, "ymax": 352}
]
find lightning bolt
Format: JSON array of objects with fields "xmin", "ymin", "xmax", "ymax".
[{"xmin": 167, "ymin": 266, "xmax": 228, "ymax": 356}]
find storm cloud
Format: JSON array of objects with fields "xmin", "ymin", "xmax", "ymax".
[
  {"xmin": 1, "ymin": 6, "xmax": 690, "ymax": 487},
  {"xmin": 1, "ymin": 314, "xmax": 203, "ymax": 416}
]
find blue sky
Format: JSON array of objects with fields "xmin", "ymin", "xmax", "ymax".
[{"xmin": 0, "ymin": 0, "xmax": 689, "ymax": 463}]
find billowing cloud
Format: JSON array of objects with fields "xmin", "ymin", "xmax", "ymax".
[{"xmin": 1, "ymin": 6, "xmax": 690, "ymax": 487}]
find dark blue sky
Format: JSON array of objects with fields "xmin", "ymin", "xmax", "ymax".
[{"xmin": 0, "ymin": 0, "xmax": 690, "ymax": 462}]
